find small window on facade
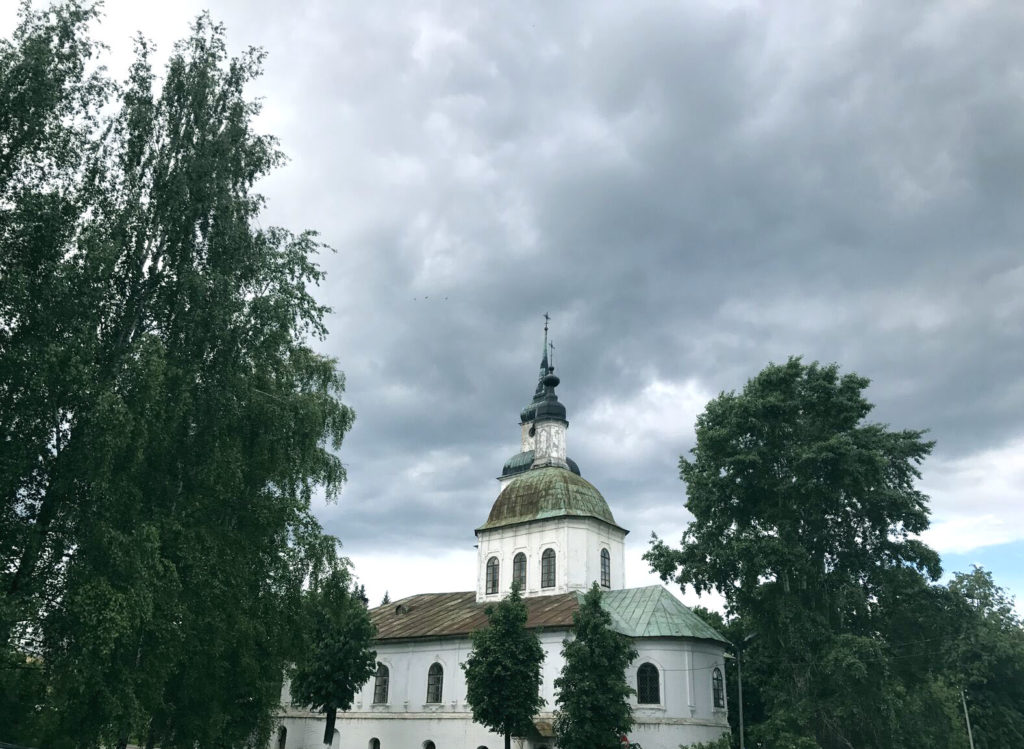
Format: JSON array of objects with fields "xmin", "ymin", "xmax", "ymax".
[
  {"xmin": 600, "ymin": 548, "xmax": 611, "ymax": 588},
  {"xmin": 369, "ymin": 740, "xmax": 380, "ymax": 749},
  {"xmin": 541, "ymin": 548, "xmax": 556, "ymax": 588},
  {"xmin": 426, "ymin": 663, "xmax": 444, "ymax": 703},
  {"xmin": 486, "ymin": 556, "xmax": 499, "ymax": 595},
  {"xmin": 637, "ymin": 662, "xmax": 660, "ymax": 704},
  {"xmin": 423, "ymin": 742, "xmax": 436, "ymax": 749},
  {"xmin": 513, "ymin": 552, "xmax": 526, "ymax": 590},
  {"xmin": 373, "ymin": 662, "xmax": 389, "ymax": 704},
  {"xmin": 277, "ymin": 726, "xmax": 287, "ymax": 749},
  {"xmin": 712, "ymin": 667, "xmax": 725, "ymax": 708}
]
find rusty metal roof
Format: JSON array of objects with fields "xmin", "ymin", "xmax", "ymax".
[
  {"xmin": 370, "ymin": 591, "xmax": 580, "ymax": 641},
  {"xmin": 370, "ymin": 586, "xmax": 728, "ymax": 644}
]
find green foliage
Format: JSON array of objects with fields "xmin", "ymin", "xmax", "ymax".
[
  {"xmin": 554, "ymin": 583, "xmax": 638, "ymax": 749},
  {"xmin": 946, "ymin": 568, "xmax": 1024, "ymax": 748},
  {"xmin": 462, "ymin": 581, "xmax": 546, "ymax": 749},
  {"xmin": 1, "ymin": 4, "xmax": 353, "ymax": 746},
  {"xmin": 644, "ymin": 358, "xmax": 967, "ymax": 749},
  {"xmin": 289, "ymin": 566, "xmax": 377, "ymax": 747}
]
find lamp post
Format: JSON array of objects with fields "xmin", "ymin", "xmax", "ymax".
[
  {"xmin": 960, "ymin": 688, "xmax": 975, "ymax": 749},
  {"xmin": 736, "ymin": 633, "xmax": 757, "ymax": 749}
]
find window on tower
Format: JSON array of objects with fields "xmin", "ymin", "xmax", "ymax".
[
  {"xmin": 541, "ymin": 548, "xmax": 556, "ymax": 588},
  {"xmin": 600, "ymin": 548, "xmax": 611, "ymax": 588},
  {"xmin": 485, "ymin": 557, "xmax": 499, "ymax": 595},
  {"xmin": 512, "ymin": 552, "xmax": 526, "ymax": 590}
]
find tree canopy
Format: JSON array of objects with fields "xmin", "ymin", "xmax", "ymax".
[
  {"xmin": 1, "ymin": 4, "xmax": 352, "ymax": 746},
  {"xmin": 646, "ymin": 357, "xmax": 1024, "ymax": 748},
  {"xmin": 289, "ymin": 567, "xmax": 377, "ymax": 748},
  {"xmin": 554, "ymin": 583, "xmax": 637, "ymax": 749},
  {"xmin": 462, "ymin": 581, "xmax": 546, "ymax": 749}
]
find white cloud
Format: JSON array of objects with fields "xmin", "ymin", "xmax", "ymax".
[
  {"xmin": 573, "ymin": 377, "xmax": 712, "ymax": 465},
  {"xmin": 921, "ymin": 435, "xmax": 1024, "ymax": 553}
]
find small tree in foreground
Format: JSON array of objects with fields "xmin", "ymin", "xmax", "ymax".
[
  {"xmin": 463, "ymin": 581, "xmax": 545, "ymax": 749},
  {"xmin": 290, "ymin": 566, "xmax": 377, "ymax": 747},
  {"xmin": 554, "ymin": 583, "xmax": 638, "ymax": 749}
]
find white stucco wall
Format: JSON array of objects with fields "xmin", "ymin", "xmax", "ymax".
[
  {"xmin": 476, "ymin": 517, "xmax": 626, "ymax": 602},
  {"xmin": 273, "ymin": 632, "xmax": 728, "ymax": 749}
]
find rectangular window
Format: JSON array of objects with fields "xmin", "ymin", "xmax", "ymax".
[
  {"xmin": 486, "ymin": 557, "xmax": 499, "ymax": 594},
  {"xmin": 427, "ymin": 663, "xmax": 443, "ymax": 703},
  {"xmin": 541, "ymin": 549, "xmax": 556, "ymax": 588},
  {"xmin": 513, "ymin": 553, "xmax": 526, "ymax": 590},
  {"xmin": 373, "ymin": 664, "xmax": 389, "ymax": 704}
]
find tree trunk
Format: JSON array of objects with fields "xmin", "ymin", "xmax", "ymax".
[
  {"xmin": 323, "ymin": 706, "xmax": 337, "ymax": 747},
  {"xmin": 505, "ymin": 731, "xmax": 511, "ymax": 749}
]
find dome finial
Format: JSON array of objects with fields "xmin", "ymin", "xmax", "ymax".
[{"xmin": 540, "ymin": 312, "xmax": 550, "ymax": 374}]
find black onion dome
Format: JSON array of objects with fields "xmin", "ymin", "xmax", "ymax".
[{"xmin": 502, "ymin": 451, "xmax": 581, "ymax": 478}]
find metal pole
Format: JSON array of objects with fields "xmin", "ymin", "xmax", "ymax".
[
  {"xmin": 737, "ymin": 645, "xmax": 745, "ymax": 749},
  {"xmin": 961, "ymin": 689, "xmax": 975, "ymax": 749}
]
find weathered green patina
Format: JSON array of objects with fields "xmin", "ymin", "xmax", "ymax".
[
  {"xmin": 478, "ymin": 466, "xmax": 622, "ymax": 531},
  {"xmin": 593, "ymin": 585, "xmax": 729, "ymax": 643}
]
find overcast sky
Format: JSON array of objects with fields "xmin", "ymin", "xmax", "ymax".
[{"xmin": 5, "ymin": 0, "xmax": 1023, "ymax": 611}]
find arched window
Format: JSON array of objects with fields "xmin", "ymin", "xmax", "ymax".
[
  {"xmin": 512, "ymin": 552, "xmax": 526, "ymax": 590},
  {"xmin": 369, "ymin": 740, "xmax": 380, "ymax": 749},
  {"xmin": 637, "ymin": 662, "xmax": 660, "ymax": 704},
  {"xmin": 277, "ymin": 726, "xmax": 287, "ymax": 749},
  {"xmin": 423, "ymin": 742, "xmax": 436, "ymax": 749},
  {"xmin": 712, "ymin": 667, "xmax": 725, "ymax": 708},
  {"xmin": 373, "ymin": 662, "xmax": 389, "ymax": 704},
  {"xmin": 486, "ymin": 556, "xmax": 499, "ymax": 595},
  {"xmin": 600, "ymin": 548, "xmax": 611, "ymax": 588},
  {"xmin": 426, "ymin": 662, "xmax": 443, "ymax": 703},
  {"xmin": 541, "ymin": 548, "xmax": 556, "ymax": 588}
]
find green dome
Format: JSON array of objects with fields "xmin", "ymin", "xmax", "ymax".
[{"xmin": 478, "ymin": 466, "xmax": 622, "ymax": 532}]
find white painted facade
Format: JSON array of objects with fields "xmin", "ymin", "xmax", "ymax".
[
  {"xmin": 276, "ymin": 632, "xmax": 729, "ymax": 749},
  {"xmin": 476, "ymin": 516, "xmax": 626, "ymax": 602},
  {"xmin": 271, "ymin": 349, "xmax": 730, "ymax": 749}
]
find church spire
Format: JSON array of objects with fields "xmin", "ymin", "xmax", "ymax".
[{"xmin": 538, "ymin": 313, "xmax": 550, "ymax": 383}]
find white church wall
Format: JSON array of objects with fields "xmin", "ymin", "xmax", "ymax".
[
  {"xmin": 274, "ymin": 632, "xmax": 727, "ymax": 749},
  {"xmin": 476, "ymin": 517, "xmax": 626, "ymax": 602}
]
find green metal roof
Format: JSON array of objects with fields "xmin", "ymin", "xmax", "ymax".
[
  {"xmin": 478, "ymin": 466, "xmax": 623, "ymax": 532},
  {"xmin": 590, "ymin": 585, "xmax": 729, "ymax": 643}
]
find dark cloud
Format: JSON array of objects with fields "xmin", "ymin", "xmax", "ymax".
[
  {"xmin": 11, "ymin": 0, "xmax": 1021, "ymax": 588},
  {"xmin": 231, "ymin": 0, "xmax": 1024, "ymax": 563}
]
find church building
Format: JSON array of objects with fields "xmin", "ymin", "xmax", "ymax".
[{"xmin": 273, "ymin": 338, "xmax": 730, "ymax": 749}]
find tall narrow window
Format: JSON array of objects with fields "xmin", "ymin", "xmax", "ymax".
[
  {"xmin": 369, "ymin": 740, "xmax": 380, "ymax": 749},
  {"xmin": 486, "ymin": 556, "xmax": 499, "ymax": 594},
  {"xmin": 600, "ymin": 548, "xmax": 611, "ymax": 588},
  {"xmin": 512, "ymin": 552, "xmax": 526, "ymax": 590},
  {"xmin": 373, "ymin": 662, "xmax": 389, "ymax": 704},
  {"xmin": 637, "ymin": 663, "xmax": 660, "ymax": 704},
  {"xmin": 426, "ymin": 662, "xmax": 444, "ymax": 703},
  {"xmin": 712, "ymin": 667, "xmax": 725, "ymax": 708},
  {"xmin": 541, "ymin": 548, "xmax": 556, "ymax": 588}
]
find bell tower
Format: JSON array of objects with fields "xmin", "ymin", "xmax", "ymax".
[{"xmin": 477, "ymin": 318, "xmax": 628, "ymax": 602}]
